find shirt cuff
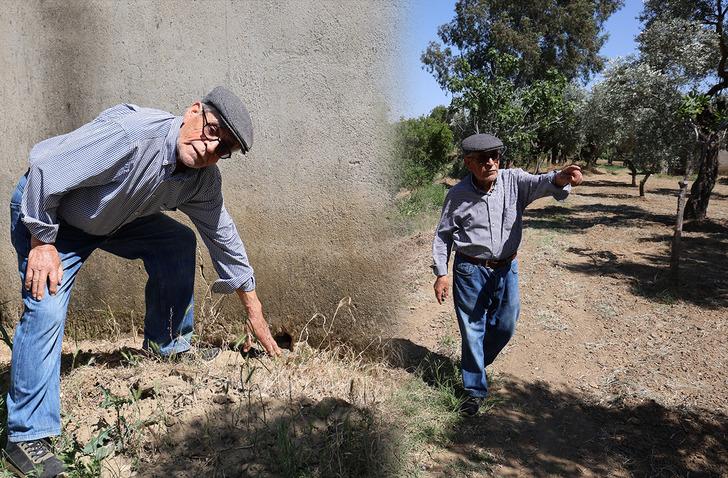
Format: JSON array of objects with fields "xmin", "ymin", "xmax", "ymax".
[
  {"xmin": 432, "ymin": 263, "xmax": 448, "ymax": 276},
  {"xmin": 212, "ymin": 275, "xmax": 256, "ymax": 294},
  {"xmin": 20, "ymin": 217, "xmax": 59, "ymax": 244},
  {"xmin": 550, "ymin": 171, "xmax": 572, "ymax": 201}
]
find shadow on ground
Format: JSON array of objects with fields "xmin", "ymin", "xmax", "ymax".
[
  {"xmin": 649, "ymin": 187, "xmax": 728, "ymax": 201},
  {"xmin": 580, "ymin": 179, "xmax": 635, "ymax": 188},
  {"xmin": 383, "ymin": 337, "xmax": 460, "ymax": 389},
  {"xmin": 524, "ymin": 204, "xmax": 675, "ymax": 232},
  {"xmin": 562, "ymin": 221, "xmax": 728, "ymax": 309},
  {"xmin": 452, "ymin": 376, "xmax": 728, "ymax": 478},
  {"xmin": 143, "ymin": 393, "xmax": 400, "ymax": 478},
  {"xmin": 576, "ymin": 191, "xmax": 639, "ymax": 200},
  {"xmin": 524, "ymin": 196, "xmax": 728, "ymax": 308},
  {"xmin": 385, "ymin": 339, "xmax": 728, "ymax": 477}
]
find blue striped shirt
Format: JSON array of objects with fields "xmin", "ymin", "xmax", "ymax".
[
  {"xmin": 432, "ymin": 169, "xmax": 570, "ymax": 276},
  {"xmin": 21, "ymin": 104, "xmax": 255, "ymax": 293}
]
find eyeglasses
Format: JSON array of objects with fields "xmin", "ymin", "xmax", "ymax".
[
  {"xmin": 468, "ymin": 150, "xmax": 502, "ymax": 166},
  {"xmin": 201, "ymin": 107, "xmax": 234, "ymax": 159}
]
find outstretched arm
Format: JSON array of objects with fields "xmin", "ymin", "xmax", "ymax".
[
  {"xmin": 515, "ymin": 164, "xmax": 582, "ymax": 205},
  {"xmin": 180, "ymin": 169, "xmax": 281, "ymax": 357}
]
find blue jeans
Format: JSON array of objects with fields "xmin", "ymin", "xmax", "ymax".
[
  {"xmin": 7, "ymin": 175, "xmax": 196, "ymax": 441},
  {"xmin": 452, "ymin": 254, "xmax": 520, "ymax": 398}
]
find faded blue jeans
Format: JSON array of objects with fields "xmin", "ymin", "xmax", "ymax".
[
  {"xmin": 452, "ymin": 254, "xmax": 520, "ymax": 398},
  {"xmin": 7, "ymin": 174, "xmax": 195, "ymax": 442}
]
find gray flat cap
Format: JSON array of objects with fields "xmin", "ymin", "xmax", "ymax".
[
  {"xmin": 202, "ymin": 86, "xmax": 253, "ymax": 154},
  {"xmin": 462, "ymin": 133, "xmax": 503, "ymax": 153}
]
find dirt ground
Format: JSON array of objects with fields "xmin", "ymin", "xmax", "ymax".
[
  {"xmin": 0, "ymin": 168, "xmax": 726, "ymax": 477},
  {"xmin": 391, "ymin": 169, "xmax": 728, "ymax": 477}
]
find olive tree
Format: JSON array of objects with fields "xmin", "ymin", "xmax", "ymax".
[
  {"xmin": 640, "ymin": 0, "xmax": 728, "ymax": 220},
  {"xmin": 582, "ymin": 59, "xmax": 694, "ymax": 195}
]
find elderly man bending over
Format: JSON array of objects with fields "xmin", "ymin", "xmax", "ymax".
[{"xmin": 4, "ymin": 86, "xmax": 281, "ymax": 477}]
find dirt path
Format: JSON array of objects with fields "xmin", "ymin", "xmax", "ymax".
[{"xmin": 392, "ymin": 170, "xmax": 728, "ymax": 477}]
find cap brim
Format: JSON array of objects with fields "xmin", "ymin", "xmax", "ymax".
[
  {"xmin": 217, "ymin": 113, "xmax": 249, "ymax": 154},
  {"xmin": 464, "ymin": 145, "xmax": 506, "ymax": 154}
]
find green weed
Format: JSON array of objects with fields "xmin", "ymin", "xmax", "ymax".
[
  {"xmin": 120, "ymin": 349, "xmax": 141, "ymax": 367},
  {"xmin": 98, "ymin": 385, "xmax": 144, "ymax": 453},
  {"xmin": 398, "ymin": 183, "xmax": 447, "ymax": 217},
  {"xmin": 274, "ymin": 421, "xmax": 303, "ymax": 476}
]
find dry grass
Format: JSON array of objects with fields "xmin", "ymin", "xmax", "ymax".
[{"xmin": 10, "ymin": 295, "xmax": 458, "ymax": 477}]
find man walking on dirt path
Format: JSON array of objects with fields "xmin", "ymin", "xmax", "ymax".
[
  {"xmin": 4, "ymin": 86, "xmax": 282, "ymax": 477},
  {"xmin": 432, "ymin": 133, "xmax": 582, "ymax": 416}
]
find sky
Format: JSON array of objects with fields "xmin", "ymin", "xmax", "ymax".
[{"xmin": 397, "ymin": 0, "xmax": 645, "ymax": 119}]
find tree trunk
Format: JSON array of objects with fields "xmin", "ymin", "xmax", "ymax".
[
  {"xmin": 581, "ymin": 143, "xmax": 598, "ymax": 169},
  {"xmin": 684, "ymin": 138, "xmax": 720, "ymax": 221},
  {"xmin": 534, "ymin": 156, "xmax": 544, "ymax": 174},
  {"xmin": 639, "ymin": 173, "xmax": 651, "ymax": 197},
  {"xmin": 624, "ymin": 159, "xmax": 637, "ymax": 186},
  {"xmin": 670, "ymin": 177, "xmax": 690, "ymax": 283}
]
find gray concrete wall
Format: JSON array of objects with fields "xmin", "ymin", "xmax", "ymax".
[{"xmin": 0, "ymin": 0, "xmax": 405, "ymax": 345}]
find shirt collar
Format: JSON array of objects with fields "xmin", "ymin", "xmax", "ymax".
[
  {"xmin": 162, "ymin": 116, "xmax": 196, "ymax": 181},
  {"xmin": 163, "ymin": 116, "xmax": 183, "ymax": 167}
]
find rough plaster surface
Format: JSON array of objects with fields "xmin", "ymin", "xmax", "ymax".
[{"xmin": 0, "ymin": 0, "xmax": 406, "ymax": 344}]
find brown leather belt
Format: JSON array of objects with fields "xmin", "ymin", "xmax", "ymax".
[{"xmin": 457, "ymin": 251, "xmax": 517, "ymax": 269}]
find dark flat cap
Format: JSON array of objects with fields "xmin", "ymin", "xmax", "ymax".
[
  {"xmin": 462, "ymin": 133, "xmax": 503, "ymax": 153},
  {"xmin": 203, "ymin": 86, "xmax": 253, "ymax": 154}
]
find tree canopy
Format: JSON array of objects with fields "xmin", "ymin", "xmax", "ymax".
[
  {"xmin": 637, "ymin": 0, "xmax": 728, "ymax": 219},
  {"xmin": 582, "ymin": 59, "xmax": 693, "ymax": 178},
  {"xmin": 422, "ymin": 0, "xmax": 624, "ymax": 88}
]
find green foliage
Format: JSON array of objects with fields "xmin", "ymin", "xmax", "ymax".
[
  {"xmin": 98, "ymin": 385, "xmax": 144, "ymax": 453},
  {"xmin": 393, "ymin": 114, "xmax": 455, "ymax": 188},
  {"xmin": 397, "ymin": 183, "xmax": 447, "ymax": 217},
  {"xmin": 679, "ymin": 93, "xmax": 728, "ymax": 130},
  {"xmin": 420, "ymin": 0, "xmax": 622, "ymax": 166},
  {"xmin": 422, "ymin": 0, "xmax": 623, "ymax": 88},
  {"xmin": 581, "ymin": 59, "xmax": 693, "ymax": 173},
  {"xmin": 640, "ymin": 0, "xmax": 727, "ymax": 98},
  {"xmin": 638, "ymin": 17, "xmax": 719, "ymax": 84},
  {"xmin": 446, "ymin": 51, "xmax": 580, "ymax": 165}
]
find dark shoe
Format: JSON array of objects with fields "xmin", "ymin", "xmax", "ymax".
[
  {"xmin": 460, "ymin": 396, "xmax": 484, "ymax": 417},
  {"xmin": 3, "ymin": 439, "xmax": 67, "ymax": 477}
]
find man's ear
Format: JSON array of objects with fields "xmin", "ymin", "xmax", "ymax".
[{"xmin": 182, "ymin": 101, "xmax": 203, "ymax": 121}]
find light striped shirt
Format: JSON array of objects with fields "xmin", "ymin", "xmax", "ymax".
[
  {"xmin": 21, "ymin": 104, "xmax": 255, "ymax": 293},
  {"xmin": 432, "ymin": 169, "xmax": 570, "ymax": 276}
]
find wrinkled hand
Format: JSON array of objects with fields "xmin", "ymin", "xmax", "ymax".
[
  {"xmin": 236, "ymin": 289, "xmax": 282, "ymax": 357},
  {"xmin": 555, "ymin": 165, "xmax": 583, "ymax": 187},
  {"xmin": 25, "ymin": 237, "xmax": 63, "ymax": 301},
  {"xmin": 433, "ymin": 275, "xmax": 450, "ymax": 305}
]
